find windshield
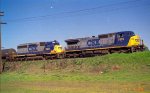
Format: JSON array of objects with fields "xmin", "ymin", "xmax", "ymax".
[{"xmin": 58, "ymin": 47, "xmax": 62, "ymax": 50}]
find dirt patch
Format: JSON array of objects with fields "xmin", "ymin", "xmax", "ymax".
[{"xmin": 111, "ymin": 65, "xmax": 121, "ymax": 71}]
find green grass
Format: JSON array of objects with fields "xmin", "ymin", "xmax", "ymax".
[{"xmin": 0, "ymin": 51, "xmax": 150, "ymax": 93}]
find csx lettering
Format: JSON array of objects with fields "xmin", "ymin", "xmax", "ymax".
[
  {"xmin": 28, "ymin": 45, "xmax": 37, "ymax": 51},
  {"xmin": 118, "ymin": 38, "xmax": 124, "ymax": 41},
  {"xmin": 87, "ymin": 39, "xmax": 100, "ymax": 46}
]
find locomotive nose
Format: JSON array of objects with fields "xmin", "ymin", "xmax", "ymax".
[
  {"xmin": 127, "ymin": 35, "xmax": 141, "ymax": 47},
  {"xmin": 53, "ymin": 45, "xmax": 64, "ymax": 54}
]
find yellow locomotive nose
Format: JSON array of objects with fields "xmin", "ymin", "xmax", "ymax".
[
  {"xmin": 127, "ymin": 35, "xmax": 140, "ymax": 47},
  {"xmin": 51, "ymin": 45, "xmax": 64, "ymax": 54}
]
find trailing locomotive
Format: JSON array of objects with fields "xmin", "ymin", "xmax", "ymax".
[
  {"xmin": 65, "ymin": 31, "xmax": 144, "ymax": 57},
  {"xmin": 15, "ymin": 40, "xmax": 64, "ymax": 60}
]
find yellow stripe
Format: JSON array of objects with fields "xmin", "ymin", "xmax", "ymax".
[
  {"xmin": 65, "ymin": 46, "xmax": 131, "ymax": 52},
  {"xmin": 65, "ymin": 50, "xmax": 82, "ymax": 52}
]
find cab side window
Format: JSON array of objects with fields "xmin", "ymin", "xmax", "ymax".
[
  {"xmin": 118, "ymin": 33, "xmax": 124, "ymax": 38},
  {"xmin": 127, "ymin": 32, "xmax": 131, "ymax": 36}
]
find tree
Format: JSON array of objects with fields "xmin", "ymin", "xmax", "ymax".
[{"xmin": 144, "ymin": 45, "xmax": 149, "ymax": 51}]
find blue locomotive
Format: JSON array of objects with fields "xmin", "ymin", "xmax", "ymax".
[
  {"xmin": 65, "ymin": 31, "xmax": 144, "ymax": 57},
  {"xmin": 16, "ymin": 40, "xmax": 64, "ymax": 60}
]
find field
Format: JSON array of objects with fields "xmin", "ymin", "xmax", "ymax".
[{"xmin": 0, "ymin": 51, "xmax": 150, "ymax": 93}]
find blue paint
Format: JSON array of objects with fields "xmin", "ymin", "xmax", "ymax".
[
  {"xmin": 115, "ymin": 31, "xmax": 135, "ymax": 46},
  {"xmin": 44, "ymin": 42, "xmax": 54, "ymax": 51}
]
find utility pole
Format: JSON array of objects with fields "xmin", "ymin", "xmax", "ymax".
[{"xmin": 0, "ymin": 11, "xmax": 6, "ymax": 74}]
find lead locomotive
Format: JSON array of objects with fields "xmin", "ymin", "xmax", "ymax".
[{"xmin": 65, "ymin": 31, "xmax": 144, "ymax": 57}]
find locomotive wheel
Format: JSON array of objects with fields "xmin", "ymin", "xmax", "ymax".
[
  {"xmin": 73, "ymin": 53, "xmax": 76, "ymax": 58},
  {"xmin": 130, "ymin": 47, "xmax": 135, "ymax": 53},
  {"xmin": 57, "ymin": 54, "xmax": 64, "ymax": 59},
  {"xmin": 43, "ymin": 55, "xmax": 47, "ymax": 60}
]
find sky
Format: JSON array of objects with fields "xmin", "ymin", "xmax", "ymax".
[{"xmin": 0, "ymin": 0, "xmax": 150, "ymax": 50}]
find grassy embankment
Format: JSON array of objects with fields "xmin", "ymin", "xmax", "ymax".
[{"xmin": 0, "ymin": 51, "xmax": 150, "ymax": 93}]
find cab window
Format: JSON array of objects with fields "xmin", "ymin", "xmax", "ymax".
[
  {"xmin": 54, "ymin": 43, "xmax": 59, "ymax": 45},
  {"xmin": 127, "ymin": 32, "xmax": 132, "ymax": 36},
  {"xmin": 58, "ymin": 47, "xmax": 62, "ymax": 50},
  {"xmin": 118, "ymin": 33, "xmax": 124, "ymax": 38}
]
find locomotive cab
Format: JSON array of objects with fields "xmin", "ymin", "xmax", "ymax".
[
  {"xmin": 115, "ymin": 31, "xmax": 144, "ymax": 51},
  {"xmin": 50, "ymin": 41, "xmax": 64, "ymax": 54},
  {"xmin": 51, "ymin": 45, "xmax": 64, "ymax": 54},
  {"xmin": 115, "ymin": 31, "xmax": 141, "ymax": 47}
]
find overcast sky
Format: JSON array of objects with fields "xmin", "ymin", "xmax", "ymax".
[{"xmin": 1, "ymin": 0, "xmax": 150, "ymax": 49}]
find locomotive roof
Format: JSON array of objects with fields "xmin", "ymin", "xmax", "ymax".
[
  {"xmin": 65, "ymin": 39, "xmax": 80, "ymax": 43},
  {"xmin": 115, "ymin": 31, "xmax": 134, "ymax": 33},
  {"xmin": 17, "ymin": 40, "xmax": 59, "ymax": 46},
  {"xmin": 18, "ymin": 42, "xmax": 39, "ymax": 46},
  {"xmin": 2, "ymin": 48, "xmax": 17, "ymax": 54},
  {"xmin": 65, "ymin": 31, "xmax": 134, "ymax": 42},
  {"xmin": 98, "ymin": 31, "xmax": 134, "ymax": 36}
]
